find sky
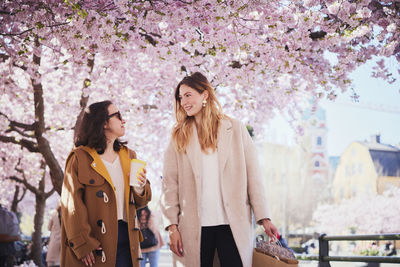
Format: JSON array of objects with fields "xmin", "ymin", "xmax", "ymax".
[
  {"xmin": 262, "ymin": 57, "xmax": 400, "ymax": 157},
  {"xmin": 321, "ymin": 58, "xmax": 400, "ymax": 156}
]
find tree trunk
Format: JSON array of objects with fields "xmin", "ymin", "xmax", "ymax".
[
  {"xmin": 30, "ymin": 193, "xmax": 46, "ymax": 267},
  {"xmin": 11, "ymin": 185, "xmax": 21, "ymax": 213},
  {"xmin": 31, "ymin": 36, "xmax": 64, "ymax": 195},
  {"xmin": 29, "ymin": 162, "xmax": 52, "ymax": 267},
  {"xmin": 11, "ymin": 184, "xmax": 26, "ymax": 214}
]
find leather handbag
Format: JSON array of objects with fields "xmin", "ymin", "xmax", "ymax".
[
  {"xmin": 253, "ymin": 248, "xmax": 298, "ymax": 267},
  {"xmin": 253, "ymin": 236, "xmax": 299, "ymax": 266}
]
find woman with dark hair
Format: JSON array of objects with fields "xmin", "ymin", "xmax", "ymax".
[
  {"xmin": 161, "ymin": 72, "xmax": 278, "ymax": 267},
  {"xmin": 60, "ymin": 100, "xmax": 152, "ymax": 267},
  {"xmin": 137, "ymin": 206, "xmax": 164, "ymax": 267}
]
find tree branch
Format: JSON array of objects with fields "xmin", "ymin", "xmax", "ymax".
[
  {"xmin": 5, "ymin": 126, "xmax": 35, "ymax": 138},
  {"xmin": 17, "ymin": 186, "xmax": 27, "ymax": 202},
  {"xmin": 9, "ymin": 175, "xmax": 39, "ymax": 195},
  {"xmin": 0, "ymin": 135, "xmax": 39, "ymax": 152},
  {"xmin": 0, "ymin": 112, "xmax": 35, "ymax": 130},
  {"xmin": 10, "ymin": 60, "xmax": 28, "ymax": 71},
  {"xmin": 310, "ymin": 31, "xmax": 327, "ymax": 41},
  {"xmin": 0, "ymin": 53, "xmax": 10, "ymax": 62},
  {"xmin": 0, "ymin": 22, "xmax": 70, "ymax": 37},
  {"xmin": 0, "ymin": 111, "xmax": 36, "ymax": 137},
  {"xmin": 44, "ymin": 187, "xmax": 56, "ymax": 199},
  {"xmin": 138, "ymin": 27, "xmax": 162, "ymax": 46},
  {"xmin": 0, "ymin": 10, "xmax": 15, "ymax": 15},
  {"xmin": 11, "ymin": 185, "xmax": 27, "ymax": 213}
]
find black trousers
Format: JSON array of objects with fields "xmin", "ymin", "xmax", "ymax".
[
  {"xmin": 116, "ymin": 220, "xmax": 132, "ymax": 267},
  {"xmin": 201, "ymin": 225, "xmax": 243, "ymax": 267}
]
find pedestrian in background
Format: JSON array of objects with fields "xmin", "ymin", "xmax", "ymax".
[
  {"xmin": 137, "ymin": 206, "xmax": 164, "ymax": 267},
  {"xmin": 0, "ymin": 204, "xmax": 20, "ymax": 267},
  {"xmin": 161, "ymin": 72, "xmax": 278, "ymax": 267},
  {"xmin": 61, "ymin": 100, "xmax": 152, "ymax": 267},
  {"xmin": 46, "ymin": 203, "xmax": 61, "ymax": 267}
]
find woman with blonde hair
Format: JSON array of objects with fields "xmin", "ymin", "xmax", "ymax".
[{"xmin": 161, "ymin": 72, "xmax": 278, "ymax": 267}]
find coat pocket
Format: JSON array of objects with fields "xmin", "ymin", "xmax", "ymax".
[{"xmin": 78, "ymin": 175, "xmax": 105, "ymax": 186}]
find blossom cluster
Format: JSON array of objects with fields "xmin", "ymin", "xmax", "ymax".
[{"xmin": 0, "ymin": 0, "xmax": 399, "ymax": 209}]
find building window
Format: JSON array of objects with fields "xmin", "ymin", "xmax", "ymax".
[
  {"xmin": 270, "ymin": 170, "xmax": 275, "ymax": 181},
  {"xmin": 365, "ymin": 185, "xmax": 371, "ymax": 196},
  {"xmin": 314, "ymin": 161, "xmax": 320, "ymax": 167},
  {"xmin": 352, "ymin": 186, "xmax": 357, "ymax": 197},
  {"xmin": 317, "ymin": 136, "xmax": 322, "ymax": 146},
  {"xmin": 346, "ymin": 165, "xmax": 351, "ymax": 176},
  {"xmin": 358, "ymin": 163, "xmax": 363, "ymax": 175}
]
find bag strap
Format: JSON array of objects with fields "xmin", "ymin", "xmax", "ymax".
[{"xmin": 256, "ymin": 235, "xmax": 265, "ymax": 243}]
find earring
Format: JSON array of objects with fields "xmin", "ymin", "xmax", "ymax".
[{"xmin": 202, "ymin": 99, "xmax": 207, "ymax": 107}]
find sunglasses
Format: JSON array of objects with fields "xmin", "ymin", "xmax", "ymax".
[{"xmin": 108, "ymin": 111, "xmax": 123, "ymax": 121}]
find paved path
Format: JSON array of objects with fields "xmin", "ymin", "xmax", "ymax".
[
  {"xmin": 158, "ymin": 248, "xmax": 173, "ymax": 266},
  {"xmin": 148, "ymin": 248, "xmax": 394, "ymax": 267}
]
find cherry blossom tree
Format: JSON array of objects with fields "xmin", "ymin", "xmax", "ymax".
[
  {"xmin": 9, "ymin": 160, "xmax": 56, "ymax": 266},
  {"xmin": 1, "ymin": 0, "xmax": 399, "ymax": 193},
  {"xmin": 0, "ymin": 0, "xmax": 399, "ymax": 265},
  {"xmin": 312, "ymin": 187, "xmax": 400, "ymax": 234}
]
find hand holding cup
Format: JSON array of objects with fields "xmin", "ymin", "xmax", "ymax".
[{"xmin": 130, "ymin": 159, "xmax": 146, "ymax": 187}]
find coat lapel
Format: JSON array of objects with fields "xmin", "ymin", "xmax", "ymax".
[
  {"xmin": 83, "ymin": 146, "xmax": 132, "ymax": 219},
  {"xmin": 217, "ymin": 119, "xmax": 233, "ymax": 175},
  {"xmin": 82, "ymin": 146, "xmax": 115, "ymax": 190},
  {"xmin": 186, "ymin": 123, "xmax": 203, "ymax": 206}
]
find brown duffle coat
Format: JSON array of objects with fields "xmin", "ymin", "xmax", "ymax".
[{"xmin": 60, "ymin": 145, "xmax": 151, "ymax": 267}]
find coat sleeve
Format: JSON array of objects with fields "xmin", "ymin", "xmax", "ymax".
[
  {"xmin": 240, "ymin": 122, "xmax": 271, "ymax": 222},
  {"xmin": 61, "ymin": 152, "xmax": 101, "ymax": 260},
  {"xmin": 133, "ymin": 181, "xmax": 152, "ymax": 209},
  {"xmin": 160, "ymin": 141, "xmax": 180, "ymax": 230}
]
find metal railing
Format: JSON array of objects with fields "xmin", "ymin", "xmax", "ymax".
[{"xmin": 298, "ymin": 233, "xmax": 400, "ymax": 266}]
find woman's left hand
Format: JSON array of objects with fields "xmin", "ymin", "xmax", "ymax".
[
  {"xmin": 261, "ymin": 219, "xmax": 278, "ymax": 241},
  {"xmin": 137, "ymin": 168, "xmax": 147, "ymax": 186}
]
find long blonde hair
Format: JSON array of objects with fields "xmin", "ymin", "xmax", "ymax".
[{"xmin": 172, "ymin": 72, "xmax": 224, "ymax": 153}]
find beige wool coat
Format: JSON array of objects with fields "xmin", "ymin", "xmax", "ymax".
[
  {"xmin": 46, "ymin": 211, "xmax": 61, "ymax": 266},
  {"xmin": 161, "ymin": 117, "xmax": 271, "ymax": 267},
  {"xmin": 60, "ymin": 146, "xmax": 151, "ymax": 267}
]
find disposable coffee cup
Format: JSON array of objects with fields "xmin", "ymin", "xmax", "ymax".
[{"xmin": 130, "ymin": 159, "xmax": 146, "ymax": 187}]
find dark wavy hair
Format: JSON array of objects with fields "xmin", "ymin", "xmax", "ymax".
[
  {"xmin": 74, "ymin": 100, "xmax": 126, "ymax": 154},
  {"xmin": 137, "ymin": 206, "xmax": 151, "ymax": 229}
]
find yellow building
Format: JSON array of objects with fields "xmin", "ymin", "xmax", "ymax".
[{"xmin": 333, "ymin": 135, "xmax": 400, "ymax": 202}]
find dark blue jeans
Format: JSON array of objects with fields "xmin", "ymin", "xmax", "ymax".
[
  {"xmin": 140, "ymin": 250, "xmax": 160, "ymax": 267},
  {"xmin": 116, "ymin": 220, "xmax": 132, "ymax": 267}
]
